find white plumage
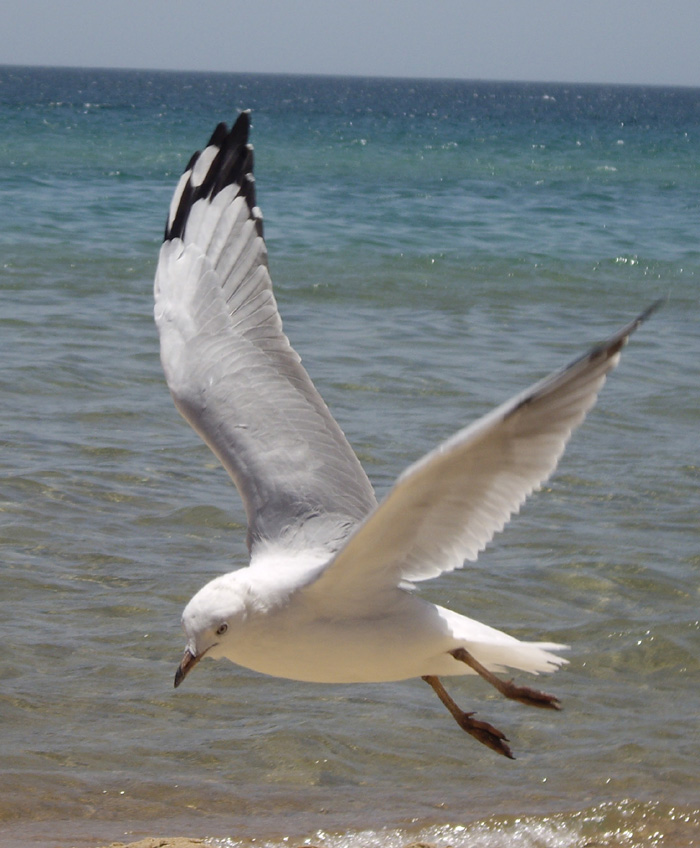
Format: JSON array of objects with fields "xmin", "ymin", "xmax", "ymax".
[{"xmin": 155, "ymin": 112, "xmax": 658, "ymax": 758}]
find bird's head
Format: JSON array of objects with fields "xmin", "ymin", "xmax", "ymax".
[{"xmin": 174, "ymin": 571, "xmax": 248, "ymax": 688}]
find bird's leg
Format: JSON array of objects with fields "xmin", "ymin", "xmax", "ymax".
[
  {"xmin": 422, "ymin": 675, "xmax": 514, "ymax": 759},
  {"xmin": 450, "ymin": 647, "xmax": 561, "ymax": 710}
]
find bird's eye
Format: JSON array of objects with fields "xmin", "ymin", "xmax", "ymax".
[{"xmin": 216, "ymin": 623, "xmax": 228, "ymax": 636}]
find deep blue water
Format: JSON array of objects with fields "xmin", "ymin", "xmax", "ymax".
[{"xmin": 1, "ymin": 66, "xmax": 699, "ymax": 847}]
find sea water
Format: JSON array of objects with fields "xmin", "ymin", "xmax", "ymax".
[{"xmin": 1, "ymin": 67, "xmax": 698, "ymax": 847}]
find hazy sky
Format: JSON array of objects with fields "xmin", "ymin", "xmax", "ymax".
[{"xmin": 3, "ymin": 0, "xmax": 700, "ymax": 87}]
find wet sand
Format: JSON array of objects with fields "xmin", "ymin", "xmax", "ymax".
[{"xmin": 94, "ymin": 840, "xmax": 205, "ymax": 848}]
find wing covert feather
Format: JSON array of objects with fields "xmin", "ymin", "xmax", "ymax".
[
  {"xmin": 309, "ymin": 304, "xmax": 659, "ymax": 606},
  {"xmin": 154, "ymin": 113, "xmax": 377, "ymax": 553}
]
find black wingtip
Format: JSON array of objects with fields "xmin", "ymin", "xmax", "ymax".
[
  {"xmin": 205, "ymin": 121, "xmax": 229, "ymax": 150},
  {"xmin": 506, "ymin": 301, "xmax": 662, "ymax": 417},
  {"xmin": 637, "ymin": 296, "xmax": 666, "ymax": 326},
  {"xmin": 164, "ymin": 109, "xmax": 258, "ymax": 242},
  {"xmin": 603, "ymin": 297, "xmax": 665, "ymax": 358},
  {"xmin": 230, "ymin": 109, "xmax": 251, "ymax": 142}
]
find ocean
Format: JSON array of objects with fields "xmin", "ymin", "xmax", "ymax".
[{"xmin": 1, "ymin": 66, "xmax": 698, "ymax": 847}]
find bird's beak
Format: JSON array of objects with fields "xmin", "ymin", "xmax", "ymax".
[{"xmin": 174, "ymin": 647, "xmax": 200, "ymax": 688}]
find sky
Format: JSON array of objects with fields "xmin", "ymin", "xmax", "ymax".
[{"xmin": 3, "ymin": 0, "xmax": 700, "ymax": 88}]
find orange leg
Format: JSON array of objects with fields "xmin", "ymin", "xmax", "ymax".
[
  {"xmin": 422, "ymin": 674, "xmax": 514, "ymax": 759},
  {"xmin": 450, "ymin": 647, "xmax": 562, "ymax": 710}
]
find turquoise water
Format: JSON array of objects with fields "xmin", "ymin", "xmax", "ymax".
[{"xmin": 1, "ymin": 67, "xmax": 699, "ymax": 847}]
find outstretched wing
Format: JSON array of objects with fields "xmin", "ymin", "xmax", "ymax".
[
  {"xmin": 309, "ymin": 304, "xmax": 660, "ymax": 607},
  {"xmin": 154, "ymin": 112, "xmax": 377, "ymax": 553}
]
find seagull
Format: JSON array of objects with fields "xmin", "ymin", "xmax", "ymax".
[{"xmin": 154, "ymin": 111, "xmax": 658, "ymax": 759}]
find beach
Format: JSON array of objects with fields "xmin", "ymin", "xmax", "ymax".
[{"xmin": 95, "ymin": 841, "xmax": 203, "ymax": 848}]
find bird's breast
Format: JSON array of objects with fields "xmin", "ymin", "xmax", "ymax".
[{"xmin": 217, "ymin": 595, "xmax": 455, "ymax": 683}]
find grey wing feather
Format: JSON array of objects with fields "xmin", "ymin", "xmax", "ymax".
[
  {"xmin": 154, "ymin": 112, "xmax": 377, "ymax": 554},
  {"xmin": 309, "ymin": 303, "xmax": 660, "ymax": 608}
]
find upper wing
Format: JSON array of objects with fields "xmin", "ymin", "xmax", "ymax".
[
  {"xmin": 308, "ymin": 304, "xmax": 660, "ymax": 607},
  {"xmin": 154, "ymin": 112, "xmax": 377, "ymax": 554}
]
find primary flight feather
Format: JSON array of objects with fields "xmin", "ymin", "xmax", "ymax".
[{"xmin": 155, "ymin": 111, "xmax": 658, "ymax": 759}]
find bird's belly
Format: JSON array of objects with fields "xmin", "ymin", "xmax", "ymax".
[{"xmin": 218, "ymin": 601, "xmax": 461, "ymax": 684}]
